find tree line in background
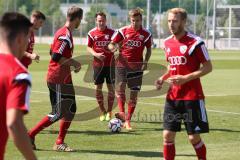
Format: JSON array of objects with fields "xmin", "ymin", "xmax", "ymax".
[{"xmin": 0, "ymin": 0, "xmax": 240, "ymax": 38}]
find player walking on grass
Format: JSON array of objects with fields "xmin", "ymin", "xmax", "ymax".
[
  {"xmin": 155, "ymin": 8, "xmax": 212, "ymax": 160},
  {"xmin": 21, "ymin": 10, "xmax": 46, "ymax": 68},
  {"xmin": 108, "ymin": 8, "xmax": 152, "ymax": 130},
  {"xmin": 28, "ymin": 6, "xmax": 83, "ymax": 152},
  {"xmin": 87, "ymin": 12, "xmax": 115, "ymax": 122},
  {"xmin": 0, "ymin": 12, "xmax": 36, "ymax": 160}
]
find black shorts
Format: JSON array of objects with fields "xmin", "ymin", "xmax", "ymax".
[
  {"xmin": 93, "ymin": 66, "xmax": 115, "ymax": 85},
  {"xmin": 163, "ymin": 99, "xmax": 209, "ymax": 134},
  {"xmin": 47, "ymin": 82, "xmax": 76, "ymax": 122},
  {"xmin": 116, "ymin": 67, "xmax": 143, "ymax": 91}
]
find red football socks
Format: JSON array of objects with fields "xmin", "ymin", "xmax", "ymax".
[
  {"xmin": 28, "ymin": 116, "xmax": 53, "ymax": 138},
  {"xmin": 96, "ymin": 91, "xmax": 106, "ymax": 113},
  {"xmin": 117, "ymin": 92, "xmax": 126, "ymax": 113},
  {"xmin": 56, "ymin": 119, "xmax": 71, "ymax": 145},
  {"xmin": 107, "ymin": 91, "xmax": 114, "ymax": 112},
  {"xmin": 163, "ymin": 142, "xmax": 175, "ymax": 160},
  {"xmin": 193, "ymin": 140, "xmax": 207, "ymax": 160},
  {"xmin": 126, "ymin": 100, "xmax": 136, "ymax": 121}
]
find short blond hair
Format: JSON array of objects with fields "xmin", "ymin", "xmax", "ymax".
[
  {"xmin": 129, "ymin": 7, "xmax": 144, "ymax": 19},
  {"xmin": 168, "ymin": 8, "xmax": 187, "ymax": 20},
  {"xmin": 67, "ymin": 6, "xmax": 83, "ymax": 21}
]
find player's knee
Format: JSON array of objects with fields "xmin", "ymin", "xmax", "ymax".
[
  {"xmin": 115, "ymin": 91, "xmax": 125, "ymax": 99},
  {"xmin": 95, "ymin": 90, "xmax": 103, "ymax": 98},
  {"xmin": 70, "ymin": 102, "xmax": 76, "ymax": 113},
  {"xmin": 163, "ymin": 130, "xmax": 175, "ymax": 142},
  {"xmin": 188, "ymin": 134, "xmax": 201, "ymax": 144},
  {"xmin": 48, "ymin": 113, "xmax": 62, "ymax": 122}
]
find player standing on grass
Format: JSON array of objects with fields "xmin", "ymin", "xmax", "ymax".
[
  {"xmin": 28, "ymin": 6, "xmax": 83, "ymax": 152},
  {"xmin": 21, "ymin": 10, "xmax": 46, "ymax": 68},
  {"xmin": 87, "ymin": 12, "xmax": 115, "ymax": 122},
  {"xmin": 155, "ymin": 8, "xmax": 212, "ymax": 160},
  {"xmin": 0, "ymin": 12, "xmax": 37, "ymax": 160},
  {"xmin": 108, "ymin": 8, "xmax": 152, "ymax": 130}
]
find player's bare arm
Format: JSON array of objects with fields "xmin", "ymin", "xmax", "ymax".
[
  {"xmin": 142, "ymin": 47, "xmax": 152, "ymax": 71},
  {"xmin": 155, "ymin": 65, "xmax": 171, "ymax": 90},
  {"xmin": 7, "ymin": 109, "xmax": 37, "ymax": 160},
  {"xmin": 24, "ymin": 51, "xmax": 40, "ymax": 62},
  {"xmin": 58, "ymin": 56, "xmax": 81, "ymax": 73},
  {"xmin": 87, "ymin": 46, "xmax": 105, "ymax": 61},
  {"xmin": 169, "ymin": 60, "xmax": 212, "ymax": 86}
]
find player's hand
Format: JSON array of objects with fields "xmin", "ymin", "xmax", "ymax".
[
  {"xmin": 73, "ymin": 61, "xmax": 81, "ymax": 73},
  {"xmin": 141, "ymin": 62, "xmax": 148, "ymax": 71},
  {"xmin": 108, "ymin": 43, "xmax": 118, "ymax": 52},
  {"xmin": 168, "ymin": 75, "xmax": 188, "ymax": 85},
  {"xmin": 31, "ymin": 53, "xmax": 40, "ymax": 63},
  {"xmin": 95, "ymin": 53, "xmax": 105, "ymax": 61},
  {"xmin": 155, "ymin": 78, "xmax": 164, "ymax": 90}
]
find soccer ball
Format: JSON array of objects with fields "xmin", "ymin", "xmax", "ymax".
[{"xmin": 108, "ymin": 118, "xmax": 122, "ymax": 133}]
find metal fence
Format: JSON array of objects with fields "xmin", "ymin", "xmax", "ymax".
[{"xmin": 1, "ymin": 0, "xmax": 240, "ymax": 50}]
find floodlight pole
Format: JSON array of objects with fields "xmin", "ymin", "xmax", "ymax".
[
  {"xmin": 194, "ymin": 0, "xmax": 197, "ymax": 34},
  {"xmin": 146, "ymin": 0, "xmax": 151, "ymax": 29},
  {"xmin": 158, "ymin": 0, "xmax": 162, "ymax": 48},
  {"xmin": 206, "ymin": 0, "xmax": 209, "ymax": 47},
  {"xmin": 126, "ymin": 0, "xmax": 129, "ymax": 25},
  {"xmin": 228, "ymin": 7, "xmax": 232, "ymax": 48},
  {"xmin": 212, "ymin": 0, "xmax": 216, "ymax": 49}
]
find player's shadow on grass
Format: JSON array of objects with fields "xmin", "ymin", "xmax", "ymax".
[
  {"xmin": 80, "ymin": 150, "xmax": 163, "ymax": 158},
  {"xmin": 132, "ymin": 120, "xmax": 163, "ymax": 125},
  {"xmin": 41, "ymin": 130, "xmax": 141, "ymax": 135},
  {"xmin": 176, "ymin": 154, "xmax": 195, "ymax": 157},
  {"xmin": 210, "ymin": 128, "xmax": 240, "ymax": 133}
]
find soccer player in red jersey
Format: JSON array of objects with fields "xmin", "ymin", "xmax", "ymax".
[
  {"xmin": 28, "ymin": 6, "xmax": 83, "ymax": 152},
  {"xmin": 87, "ymin": 12, "xmax": 115, "ymax": 121},
  {"xmin": 108, "ymin": 8, "xmax": 152, "ymax": 130},
  {"xmin": 155, "ymin": 8, "xmax": 212, "ymax": 160},
  {"xmin": 21, "ymin": 10, "xmax": 46, "ymax": 68},
  {"xmin": 0, "ymin": 12, "xmax": 36, "ymax": 160}
]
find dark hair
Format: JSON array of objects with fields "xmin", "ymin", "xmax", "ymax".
[
  {"xmin": 95, "ymin": 11, "xmax": 106, "ymax": 19},
  {"xmin": 0, "ymin": 12, "xmax": 32, "ymax": 43},
  {"xmin": 31, "ymin": 10, "xmax": 46, "ymax": 20},
  {"xmin": 67, "ymin": 6, "xmax": 83, "ymax": 21}
]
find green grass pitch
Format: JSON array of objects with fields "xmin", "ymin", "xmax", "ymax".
[{"xmin": 5, "ymin": 44, "xmax": 240, "ymax": 160}]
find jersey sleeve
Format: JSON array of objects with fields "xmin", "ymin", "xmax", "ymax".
[
  {"xmin": 51, "ymin": 38, "xmax": 68, "ymax": 55},
  {"xmin": 87, "ymin": 33, "xmax": 94, "ymax": 47},
  {"xmin": 194, "ymin": 44, "xmax": 210, "ymax": 63},
  {"xmin": 111, "ymin": 30, "xmax": 124, "ymax": 43},
  {"xmin": 6, "ymin": 73, "xmax": 32, "ymax": 114},
  {"xmin": 144, "ymin": 33, "xmax": 152, "ymax": 48}
]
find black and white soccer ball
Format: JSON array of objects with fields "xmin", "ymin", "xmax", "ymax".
[{"xmin": 108, "ymin": 118, "xmax": 122, "ymax": 133}]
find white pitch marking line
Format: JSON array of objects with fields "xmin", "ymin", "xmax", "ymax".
[
  {"xmin": 142, "ymin": 93, "xmax": 240, "ymax": 99},
  {"xmin": 31, "ymin": 90, "xmax": 95, "ymax": 100},
  {"xmin": 138, "ymin": 102, "xmax": 240, "ymax": 116},
  {"xmin": 32, "ymin": 90, "xmax": 240, "ymax": 115}
]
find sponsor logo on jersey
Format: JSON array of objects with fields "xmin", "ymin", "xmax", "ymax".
[
  {"xmin": 126, "ymin": 40, "xmax": 141, "ymax": 47},
  {"xmin": 95, "ymin": 41, "xmax": 110, "ymax": 47},
  {"xmin": 94, "ymin": 36, "xmax": 98, "ymax": 39},
  {"xmin": 166, "ymin": 47, "xmax": 171, "ymax": 55},
  {"xmin": 105, "ymin": 34, "xmax": 109, "ymax": 40},
  {"xmin": 168, "ymin": 56, "xmax": 187, "ymax": 66},
  {"xmin": 180, "ymin": 45, "xmax": 187, "ymax": 54},
  {"xmin": 139, "ymin": 35, "xmax": 144, "ymax": 40}
]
